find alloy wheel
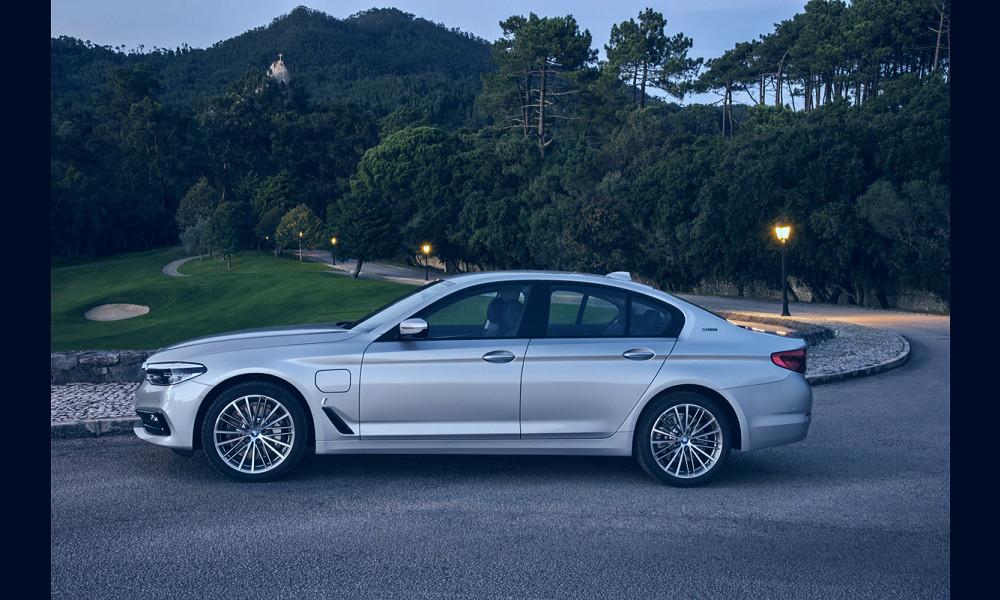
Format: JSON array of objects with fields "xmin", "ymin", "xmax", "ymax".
[
  {"xmin": 649, "ymin": 403, "xmax": 724, "ymax": 479},
  {"xmin": 212, "ymin": 394, "xmax": 296, "ymax": 474}
]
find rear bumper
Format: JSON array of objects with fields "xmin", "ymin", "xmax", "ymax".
[{"xmin": 729, "ymin": 374, "xmax": 812, "ymax": 451}]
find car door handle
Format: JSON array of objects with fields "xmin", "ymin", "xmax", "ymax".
[
  {"xmin": 482, "ymin": 350, "xmax": 516, "ymax": 363},
  {"xmin": 623, "ymin": 348, "xmax": 656, "ymax": 361}
]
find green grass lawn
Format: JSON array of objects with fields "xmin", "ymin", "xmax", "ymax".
[{"xmin": 51, "ymin": 248, "xmax": 414, "ymax": 351}]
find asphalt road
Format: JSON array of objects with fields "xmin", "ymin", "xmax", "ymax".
[{"xmin": 50, "ymin": 306, "xmax": 950, "ymax": 599}]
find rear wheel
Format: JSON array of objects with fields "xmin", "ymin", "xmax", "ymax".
[
  {"xmin": 634, "ymin": 392, "xmax": 731, "ymax": 486},
  {"xmin": 201, "ymin": 381, "xmax": 307, "ymax": 482}
]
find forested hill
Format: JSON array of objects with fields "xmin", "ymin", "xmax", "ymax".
[
  {"xmin": 51, "ymin": 6, "xmax": 492, "ymax": 126},
  {"xmin": 51, "ymin": 1, "xmax": 950, "ymax": 310}
]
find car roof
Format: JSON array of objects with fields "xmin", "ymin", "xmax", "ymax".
[{"xmin": 441, "ymin": 270, "xmax": 666, "ymax": 297}]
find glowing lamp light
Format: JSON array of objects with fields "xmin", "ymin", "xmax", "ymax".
[
  {"xmin": 422, "ymin": 244, "xmax": 431, "ymax": 280},
  {"xmin": 774, "ymin": 222, "xmax": 791, "ymax": 316}
]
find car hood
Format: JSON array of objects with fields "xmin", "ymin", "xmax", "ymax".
[{"xmin": 149, "ymin": 323, "xmax": 360, "ymax": 361}]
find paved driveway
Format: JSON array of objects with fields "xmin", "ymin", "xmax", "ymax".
[{"xmin": 51, "ymin": 302, "xmax": 950, "ymax": 598}]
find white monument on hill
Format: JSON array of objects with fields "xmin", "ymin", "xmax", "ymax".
[{"xmin": 267, "ymin": 54, "xmax": 290, "ymax": 86}]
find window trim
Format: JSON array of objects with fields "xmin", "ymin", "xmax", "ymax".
[
  {"xmin": 539, "ymin": 283, "xmax": 685, "ymax": 339},
  {"xmin": 376, "ymin": 281, "xmax": 536, "ymax": 342}
]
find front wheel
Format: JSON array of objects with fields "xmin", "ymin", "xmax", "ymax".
[
  {"xmin": 201, "ymin": 381, "xmax": 307, "ymax": 482},
  {"xmin": 634, "ymin": 392, "xmax": 731, "ymax": 486}
]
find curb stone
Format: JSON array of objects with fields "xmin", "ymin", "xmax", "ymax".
[
  {"xmin": 51, "ymin": 418, "xmax": 138, "ymax": 439},
  {"xmin": 805, "ymin": 335, "xmax": 910, "ymax": 385}
]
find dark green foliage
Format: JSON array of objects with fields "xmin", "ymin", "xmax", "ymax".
[
  {"xmin": 276, "ymin": 204, "xmax": 325, "ymax": 260},
  {"xmin": 479, "ymin": 13, "xmax": 597, "ymax": 158},
  {"xmin": 205, "ymin": 201, "xmax": 253, "ymax": 268},
  {"xmin": 176, "ymin": 176, "xmax": 221, "ymax": 230},
  {"xmin": 350, "ymin": 127, "xmax": 466, "ymax": 264},
  {"xmin": 330, "ymin": 189, "xmax": 400, "ymax": 276},
  {"xmin": 50, "ymin": 2, "xmax": 949, "ymax": 308},
  {"xmin": 51, "ymin": 7, "xmax": 492, "ymax": 127}
]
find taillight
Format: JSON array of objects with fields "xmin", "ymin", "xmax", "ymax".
[{"xmin": 771, "ymin": 348, "xmax": 807, "ymax": 373}]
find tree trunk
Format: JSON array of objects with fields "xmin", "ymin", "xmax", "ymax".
[
  {"xmin": 775, "ymin": 51, "xmax": 787, "ymax": 107},
  {"xmin": 640, "ymin": 62, "xmax": 648, "ymax": 109},
  {"xmin": 537, "ymin": 65, "xmax": 547, "ymax": 159},
  {"xmin": 631, "ymin": 64, "xmax": 638, "ymax": 105},
  {"xmin": 932, "ymin": 3, "xmax": 945, "ymax": 72},
  {"xmin": 727, "ymin": 86, "xmax": 734, "ymax": 137},
  {"xmin": 352, "ymin": 259, "xmax": 363, "ymax": 279}
]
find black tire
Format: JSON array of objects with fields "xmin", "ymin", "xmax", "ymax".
[
  {"xmin": 201, "ymin": 381, "xmax": 307, "ymax": 482},
  {"xmin": 634, "ymin": 392, "xmax": 732, "ymax": 487}
]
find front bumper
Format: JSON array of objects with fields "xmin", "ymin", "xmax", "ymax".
[{"xmin": 132, "ymin": 378, "xmax": 212, "ymax": 450}]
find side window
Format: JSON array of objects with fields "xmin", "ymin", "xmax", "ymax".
[
  {"xmin": 629, "ymin": 297, "xmax": 673, "ymax": 337},
  {"xmin": 546, "ymin": 286, "xmax": 626, "ymax": 337},
  {"xmin": 419, "ymin": 284, "xmax": 530, "ymax": 340}
]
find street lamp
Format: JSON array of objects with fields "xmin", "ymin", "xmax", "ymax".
[
  {"xmin": 298, "ymin": 231, "xmax": 303, "ymax": 262},
  {"xmin": 775, "ymin": 224, "xmax": 791, "ymax": 316},
  {"xmin": 330, "ymin": 237, "xmax": 337, "ymax": 264},
  {"xmin": 422, "ymin": 244, "xmax": 431, "ymax": 280}
]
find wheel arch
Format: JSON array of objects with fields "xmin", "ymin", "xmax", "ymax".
[
  {"xmin": 192, "ymin": 373, "xmax": 315, "ymax": 451},
  {"xmin": 633, "ymin": 384, "xmax": 743, "ymax": 451}
]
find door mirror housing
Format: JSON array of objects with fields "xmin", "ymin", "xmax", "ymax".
[{"xmin": 399, "ymin": 318, "xmax": 428, "ymax": 339}]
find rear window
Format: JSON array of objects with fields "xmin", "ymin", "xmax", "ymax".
[{"xmin": 543, "ymin": 285, "xmax": 683, "ymax": 338}]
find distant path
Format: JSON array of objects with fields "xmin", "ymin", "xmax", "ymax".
[
  {"xmin": 162, "ymin": 251, "xmax": 430, "ymax": 284},
  {"xmin": 162, "ymin": 256, "xmax": 199, "ymax": 277},
  {"xmin": 299, "ymin": 250, "xmax": 430, "ymax": 285}
]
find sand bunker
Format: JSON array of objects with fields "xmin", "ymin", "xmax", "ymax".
[{"xmin": 84, "ymin": 303, "xmax": 150, "ymax": 321}]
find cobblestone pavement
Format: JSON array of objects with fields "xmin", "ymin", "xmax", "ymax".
[{"xmin": 51, "ymin": 382, "xmax": 141, "ymax": 423}]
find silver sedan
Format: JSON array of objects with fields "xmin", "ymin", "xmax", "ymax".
[{"xmin": 134, "ymin": 270, "xmax": 812, "ymax": 486}]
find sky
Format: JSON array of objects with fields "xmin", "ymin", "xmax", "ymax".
[{"xmin": 51, "ymin": 1, "xmax": 809, "ymax": 105}]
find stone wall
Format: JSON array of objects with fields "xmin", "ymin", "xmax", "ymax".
[
  {"xmin": 51, "ymin": 350, "xmax": 154, "ymax": 385},
  {"xmin": 689, "ymin": 278, "xmax": 947, "ymax": 313}
]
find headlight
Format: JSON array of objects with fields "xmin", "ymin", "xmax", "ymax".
[{"xmin": 144, "ymin": 362, "xmax": 207, "ymax": 386}]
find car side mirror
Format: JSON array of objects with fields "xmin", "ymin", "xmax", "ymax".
[{"xmin": 398, "ymin": 318, "xmax": 428, "ymax": 339}]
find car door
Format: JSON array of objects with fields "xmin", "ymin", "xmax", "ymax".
[
  {"xmin": 359, "ymin": 283, "xmax": 533, "ymax": 440},
  {"xmin": 519, "ymin": 284, "xmax": 683, "ymax": 438}
]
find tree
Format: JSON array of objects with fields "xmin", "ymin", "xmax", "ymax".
[
  {"xmin": 255, "ymin": 206, "xmax": 285, "ymax": 256},
  {"xmin": 176, "ymin": 176, "xmax": 221, "ymax": 230},
  {"xmin": 197, "ymin": 69, "xmax": 286, "ymax": 202},
  {"xmin": 479, "ymin": 13, "xmax": 596, "ymax": 159},
  {"xmin": 930, "ymin": 2, "xmax": 949, "ymax": 77},
  {"xmin": 331, "ymin": 191, "xmax": 399, "ymax": 278},
  {"xmin": 205, "ymin": 201, "xmax": 252, "ymax": 268},
  {"xmin": 349, "ymin": 127, "xmax": 468, "ymax": 270},
  {"xmin": 179, "ymin": 218, "xmax": 209, "ymax": 259},
  {"xmin": 696, "ymin": 42, "xmax": 757, "ymax": 138},
  {"xmin": 275, "ymin": 204, "xmax": 323, "ymax": 261},
  {"xmin": 605, "ymin": 9, "xmax": 700, "ymax": 108},
  {"xmin": 250, "ymin": 171, "xmax": 296, "ymax": 220},
  {"xmin": 857, "ymin": 177, "xmax": 949, "ymax": 303}
]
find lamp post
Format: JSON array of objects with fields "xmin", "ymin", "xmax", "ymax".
[
  {"xmin": 775, "ymin": 224, "xmax": 791, "ymax": 316},
  {"xmin": 330, "ymin": 237, "xmax": 337, "ymax": 264},
  {"xmin": 298, "ymin": 231, "xmax": 303, "ymax": 262},
  {"xmin": 422, "ymin": 244, "xmax": 431, "ymax": 280}
]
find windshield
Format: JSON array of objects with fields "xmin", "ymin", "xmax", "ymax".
[{"xmin": 346, "ymin": 279, "xmax": 455, "ymax": 333}]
